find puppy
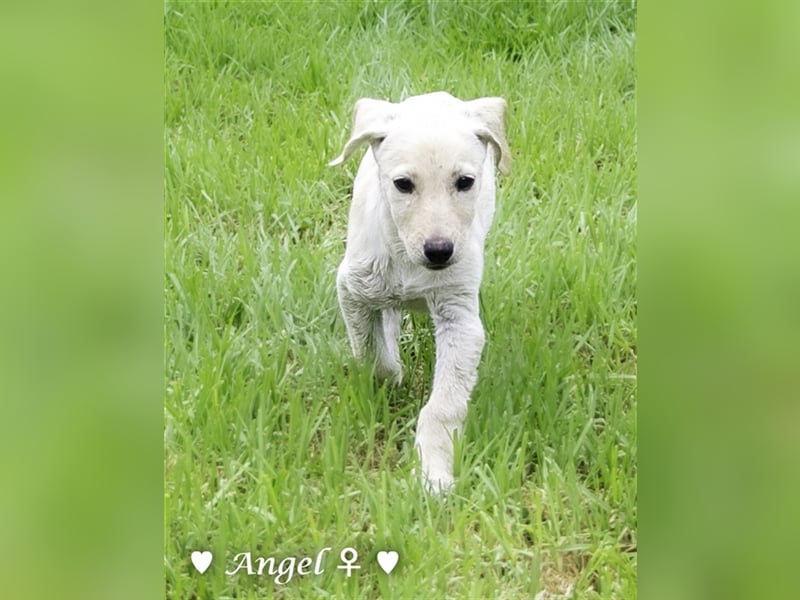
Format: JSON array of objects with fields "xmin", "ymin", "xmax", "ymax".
[{"xmin": 329, "ymin": 91, "xmax": 510, "ymax": 491}]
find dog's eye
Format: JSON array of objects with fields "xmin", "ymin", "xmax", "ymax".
[
  {"xmin": 455, "ymin": 176, "xmax": 475, "ymax": 192},
  {"xmin": 393, "ymin": 178, "xmax": 415, "ymax": 194}
]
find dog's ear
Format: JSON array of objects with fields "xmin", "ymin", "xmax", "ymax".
[
  {"xmin": 465, "ymin": 97, "xmax": 511, "ymax": 176},
  {"xmin": 328, "ymin": 98, "xmax": 396, "ymax": 167}
]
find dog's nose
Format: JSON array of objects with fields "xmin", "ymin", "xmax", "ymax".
[{"xmin": 423, "ymin": 237, "xmax": 454, "ymax": 266}]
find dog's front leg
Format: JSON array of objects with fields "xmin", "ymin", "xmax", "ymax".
[
  {"xmin": 373, "ymin": 308, "xmax": 403, "ymax": 383},
  {"xmin": 416, "ymin": 295, "xmax": 485, "ymax": 492},
  {"xmin": 337, "ymin": 271, "xmax": 373, "ymax": 361}
]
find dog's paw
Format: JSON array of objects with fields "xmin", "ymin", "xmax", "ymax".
[
  {"xmin": 410, "ymin": 466, "xmax": 454, "ymax": 494},
  {"xmin": 423, "ymin": 471, "xmax": 455, "ymax": 494},
  {"xmin": 375, "ymin": 363, "xmax": 403, "ymax": 385},
  {"xmin": 415, "ymin": 430, "xmax": 456, "ymax": 493}
]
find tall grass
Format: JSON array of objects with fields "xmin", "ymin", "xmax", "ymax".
[{"xmin": 165, "ymin": 2, "xmax": 636, "ymax": 598}]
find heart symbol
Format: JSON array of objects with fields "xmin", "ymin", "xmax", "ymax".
[
  {"xmin": 191, "ymin": 551, "xmax": 213, "ymax": 574},
  {"xmin": 376, "ymin": 550, "xmax": 398, "ymax": 574}
]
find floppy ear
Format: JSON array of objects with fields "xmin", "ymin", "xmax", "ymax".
[
  {"xmin": 465, "ymin": 97, "xmax": 511, "ymax": 176},
  {"xmin": 328, "ymin": 98, "xmax": 396, "ymax": 167}
]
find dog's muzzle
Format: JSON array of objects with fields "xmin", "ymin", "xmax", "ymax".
[{"xmin": 423, "ymin": 237, "xmax": 454, "ymax": 269}]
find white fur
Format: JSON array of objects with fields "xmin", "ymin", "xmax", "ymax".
[{"xmin": 330, "ymin": 91, "xmax": 509, "ymax": 492}]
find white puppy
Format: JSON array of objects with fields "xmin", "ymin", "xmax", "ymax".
[{"xmin": 329, "ymin": 91, "xmax": 510, "ymax": 491}]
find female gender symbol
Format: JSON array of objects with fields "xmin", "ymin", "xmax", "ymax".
[{"xmin": 336, "ymin": 547, "xmax": 361, "ymax": 577}]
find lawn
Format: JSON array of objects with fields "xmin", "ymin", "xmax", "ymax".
[{"xmin": 165, "ymin": 1, "xmax": 636, "ymax": 598}]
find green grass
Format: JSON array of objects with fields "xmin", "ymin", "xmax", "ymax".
[{"xmin": 165, "ymin": 1, "xmax": 636, "ymax": 598}]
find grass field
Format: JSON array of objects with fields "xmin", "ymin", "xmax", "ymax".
[{"xmin": 165, "ymin": 2, "xmax": 636, "ymax": 598}]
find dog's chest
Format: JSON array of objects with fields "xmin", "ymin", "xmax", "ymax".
[{"xmin": 343, "ymin": 257, "xmax": 442, "ymax": 310}]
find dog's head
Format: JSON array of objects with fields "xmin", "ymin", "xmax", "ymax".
[{"xmin": 330, "ymin": 92, "xmax": 509, "ymax": 270}]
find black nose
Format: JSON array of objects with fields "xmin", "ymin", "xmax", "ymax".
[{"xmin": 423, "ymin": 237, "xmax": 454, "ymax": 266}]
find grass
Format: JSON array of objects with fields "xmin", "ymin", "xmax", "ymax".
[{"xmin": 165, "ymin": 1, "xmax": 636, "ymax": 598}]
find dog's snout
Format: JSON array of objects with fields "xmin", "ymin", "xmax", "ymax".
[{"xmin": 423, "ymin": 237, "xmax": 454, "ymax": 267}]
